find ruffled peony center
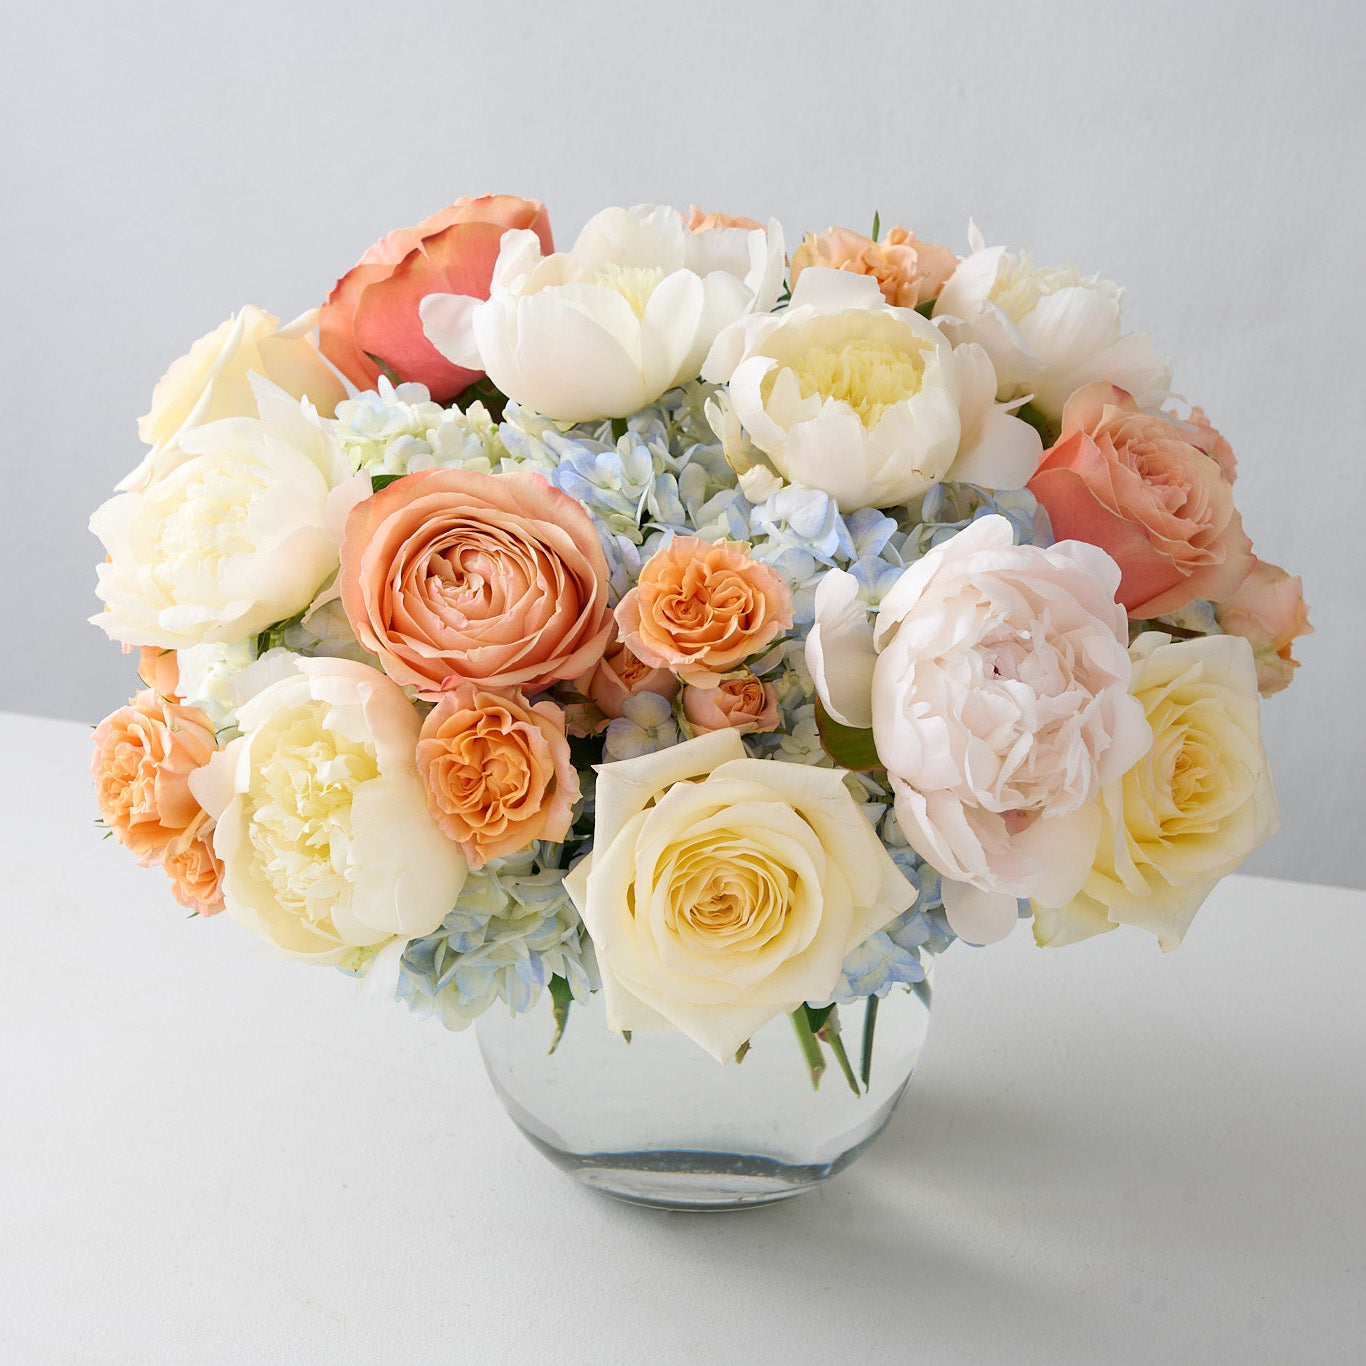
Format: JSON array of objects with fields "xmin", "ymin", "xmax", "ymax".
[
  {"xmin": 782, "ymin": 336, "xmax": 932, "ymax": 428},
  {"xmin": 582, "ymin": 262, "xmax": 667, "ymax": 319},
  {"xmin": 988, "ymin": 252, "xmax": 1102, "ymax": 322},
  {"xmin": 244, "ymin": 704, "xmax": 378, "ymax": 927},
  {"xmin": 152, "ymin": 459, "xmax": 270, "ymax": 588}
]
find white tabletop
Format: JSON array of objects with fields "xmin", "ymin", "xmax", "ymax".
[{"xmin": 2, "ymin": 712, "xmax": 1363, "ymax": 1364}]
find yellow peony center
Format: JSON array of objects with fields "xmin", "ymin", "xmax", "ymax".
[
  {"xmin": 153, "ymin": 458, "xmax": 270, "ymax": 588},
  {"xmin": 785, "ymin": 337, "xmax": 931, "ymax": 428},
  {"xmin": 245, "ymin": 704, "xmax": 379, "ymax": 927},
  {"xmin": 584, "ymin": 262, "xmax": 667, "ymax": 319},
  {"xmin": 989, "ymin": 252, "xmax": 1093, "ymax": 323}
]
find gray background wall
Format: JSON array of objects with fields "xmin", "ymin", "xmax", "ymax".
[{"xmin": 4, "ymin": 0, "xmax": 1360, "ymax": 887}]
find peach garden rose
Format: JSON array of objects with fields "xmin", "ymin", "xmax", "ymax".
[
  {"xmin": 682, "ymin": 675, "xmax": 781, "ymax": 735},
  {"xmin": 1027, "ymin": 383, "xmax": 1254, "ymax": 619},
  {"xmin": 790, "ymin": 224, "xmax": 957, "ymax": 310},
  {"xmin": 417, "ymin": 685, "xmax": 579, "ymax": 870},
  {"xmin": 339, "ymin": 467, "xmax": 614, "ymax": 696},
  {"xmin": 614, "ymin": 537, "xmax": 792, "ymax": 688}
]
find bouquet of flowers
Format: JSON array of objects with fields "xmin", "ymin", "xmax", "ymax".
[{"xmin": 89, "ymin": 196, "xmax": 1309, "ymax": 1082}]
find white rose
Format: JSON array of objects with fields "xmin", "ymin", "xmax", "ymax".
[
  {"xmin": 419, "ymin": 204, "xmax": 785, "ymax": 422},
  {"xmin": 933, "ymin": 226, "xmax": 1170, "ymax": 421},
  {"xmin": 126, "ymin": 305, "xmax": 347, "ymax": 490},
  {"xmin": 702, "ymin": 268, "xmax": 1041, "ymax": 512},
  {"xmin": 90, "ymin": 378, "xmax": 352, "ymax": 650},
  {"xmin": 1033, "ymin": 633, "xmax": 1278, "ymax": 951},
  {"xmin": 807, "ymin": 515, "xmax": 1151, "ymax": 945},
  {"xmin": 189, "ymin": 657, "xmax": 467, "ymax": 963},
  {"xmin": 563, "ymin": 730, "xmax": 916, "ymax": 1062}
]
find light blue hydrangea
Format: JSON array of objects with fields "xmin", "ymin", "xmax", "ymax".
[
  {"xmin": 604, "ymin": 691, "xmax": 681, "ymax": 761},
  {"xmin": 395, "ymin": 846, "xmax": 595, "ymax": 1031},
  {"xmin": 331, "ymin": 377, "xmax": 504, "ymax": 476}
]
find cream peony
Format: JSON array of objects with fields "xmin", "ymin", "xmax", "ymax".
[
  {"xmin": 419, "ymin": 203, "xmax": 785, "ymax": 422},
  {"xmin": 807, "ymin": 515, "xmax": 1151, "ymax": 945},
  {"xmin": 127, "ymin": 305, "xmax": 346, "ymax": 490},
  {"xmin": 933, "ymin": 227, "xmax": 1170, "ymax": 421},
  {"xmin": 1033, "ymin": 633, "xmax": 1278, "ymax": 951},
  {"xmin": 189, "ymin": 657, "xmax": 467, "ymax": 963},
  {"xmin": 563, "ymin": 730, "xmax": 916, "ymax": 1062},
  {"xmin": 90, "ymin": 378, "xmax": 351, "ymax": 650},
  {"xmin": 702, "ymin": 269, "xmax": 1041, "ymax": 512}
]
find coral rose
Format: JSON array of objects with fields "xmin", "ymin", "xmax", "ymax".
[
  {"xmin": 320, "ymin": 195, "xmax": 552, "ymax": 402},
  {"xmin": 1027, "ymin": 383, "xmax": 1254, "ymax": 619},
  {"xmin": 339, "ymin": 468, "xmax": 614, "ymax": 695},
  {"xmin": 682, "ymin": 675, "xmax": 781, "ymax": 735},
  {"xmin": 92, "ymin": 690, "xmax": 225, "ymax": 915},
  {"xmin": 1215, "ymin": 556, "xmax": 1312, "ymax": 695},
  {"xmin": 417, "ymin": 685, "xmax": 579, "ymax": 869},
  {"xmin": 790, "ymin": 225, "xmax": 957, "ymax": 309},
  {"xmin": 615, "ymin": 537, "xmax": 793, "ymax": 688}
]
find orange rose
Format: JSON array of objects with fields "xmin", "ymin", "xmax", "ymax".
[
  {"xmin": 1215, "ymin": 556, "xmax": 1312, "ymax": 695},
  {"xmin": 686, "ymin": 206, "xmax": 765, "ymax": 231},
  {"xmin": 92, "ymin": 690, "xmax": 224, "ymax": 914},
  {"xmin": 790, "ymin": 224, "xmax": 958, "ymax": 309},
  {"xmin": 1027, "ymin": 383, "xmax": 1253, "ymax": 619},
  {"xmin": 615, "ymin": 537, "xmax": 793, "ymax": 687},
  {"xmin": 417, "ymin": 685, "xmax": 579, "ymax": 869},
  {"xmin": 339, "ymin": 468, "xmax": 613, "ymax": 695},
  {"xmin": 682, "ymin": 675, "xmax": 781, "ymax": 735},
  {"xmin": 319, "ymin": 195, "xmax": 552, "ymax": 402},
  {"xmin": 135, "ymin": 646, "xmax": 180, "ymax": 699}
]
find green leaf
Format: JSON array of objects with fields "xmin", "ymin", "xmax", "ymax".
[
  {"xmin": 609, "ymin": 416, "xmax": 629, "ymax": 443},
  {"xmin": 870, "ymin": 210, "xmax": 881, "ymax": 242},
  {"xmin": 734, "ymin": 1039, "xmax": 751, "ymax": 1065},
  {"xmin": 370, "ymin": 473, "xmax": 405, "ymax": 493},
  {"xmin": 914, "ymin": 299, "xmax": 937, "ymax": 319},
  {"xmin": 363, "ymin": 351, "xmax": 402, "ymax": 387},
  {"xmin": 815, "ymin": 699, "xmax": 883, "ymax": 772},
  {"xmin": 1014, "ymin": 400, "xmax": 1059, "ymax": 449},
  {"xmin": 547, "ymin": 975, "xmax": 573, "ymax": 1054},
  {"xmin": 459, "ymin": 375, "xmax": 509, "ymax": 421}
]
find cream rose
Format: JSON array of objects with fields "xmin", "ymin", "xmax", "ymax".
[
  {"xmin": 420, "ymin": 203, "xmax": 785, "ymax": 422},
  {"xmin": 1033, "ymin": 633, "xmax": 1278, "ymax": 950},
  {"xmin": 189, "ymin": 656, "xmax": 466, "ymax": 963},
  {"xmin": 91, "ymin": 378, "xmax": 351, "ymax": 650},
  {"xmin": 703, "ymin": 269, "xmax": 1041, "ymax": 512},
  {"xmin": 127, "ymin": 305, "xmax": 347, "ymax": 489},
  {"xmin": 807, "ymin": 515, "xmax": 1151, "ymax": 945},
  {"xmin": 933, "ymin": 227, "xmax": 1170, "ymax": 420},
  {"xmin": 563, "ymin": 730, "xmax": 917, "ymax": 1062}
]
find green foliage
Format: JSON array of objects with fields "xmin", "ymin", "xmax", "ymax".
[{"xmin": 815, "ymin": 700, "xmax": 883, "ymax": 772}]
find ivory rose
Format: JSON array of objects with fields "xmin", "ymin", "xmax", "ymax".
[
  {"xmin": 126, "ymin": 306, "xmax": 346, "ymax": 489},
  {"xmin": 1033, "ymin": 633, "xmax": 1278, "ymax": 950},
  {"xmin": 682, "ymin": 675, "xmax": 781, "ymax": 735},
  {"xmin": 1027, "ymin": 383, "xmax": 1254, "ymax": 619},
  {"xmin": 790, "ymin": 224, "xmax": 957, "ymax": 309},
  {"xmin": 807, "ymin": 515, "xmax": 1151, "ymax": 945},
  {"xmin": 416, "ymin": 685, "xmax": 579, "ymax": 869},
  {"xmin": 189, "ymin": 657, "xmax": 467, "ymax": 963},
  {"xmin": 319, "ymin": 195, "xmax": 552, "ymax": 402},
  {"xmin": 1215, "ymin": 557, "xmax": 1312, "ymax": 695},
  {"xmin": 702, "ymin": 269, "xmax": 1042, "ymax": 512},
  {"xmin": 339, "ymin": 467, "xmax": 613, "ymax": 695},
  {"xmin": 933, "ymin": 227, "xmax": 1170, "ymax": 420},
  {"xmin": 562, "ymin": 730, "xmax": 917, "ymax": 1061},
  {"xmin": 614, "ymin": 537, "xmax": 792, "ymax": 687},
  {"xmin": 90, "ymin": 378, "xmax": 351, "ymax": 650},
  {"xmin": 420, "ymin": 203, "xmax": 785, "ymax": 421}
]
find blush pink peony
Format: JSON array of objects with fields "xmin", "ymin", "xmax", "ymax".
[
  {"xmin": 339, "ymin": 468, "xmax": 614, "ymax": 696},
  {"xmin": 319, "ymin": 195, "xmax": 552, "ymax": 402},
  {"xmin": 1027, "ymin": 383, "xmax": 1253, "ymax": 619}
]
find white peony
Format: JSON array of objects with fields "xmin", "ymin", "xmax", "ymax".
[
  {"xmin": 90, "ymin": 378, "xmax": 352, "ymax": 650},
  {"xmin": 702, "ymin": 269, "xmax": 1041, "ymax": 512},
  {"xmin": 1033, "ymin": 633, "xmax": 1278, "ymax": 951},
  {"xmin": 189, "ymin": 657, "xmax": 467, "ymax": 963},
  {"xmin": 933, "ymin": 225, "xmax": 1170, "ymax": 421},
  {"xmin": 419, "ymin": 204, "xmax": 785, "ymax": 422},
  {"xmin": 563, "ymin": 730, "xmax": 916, "ymax": 1062},
  {"xmin": 807, "ymin": 515, "xmax": 1151, "ymax": 945}
]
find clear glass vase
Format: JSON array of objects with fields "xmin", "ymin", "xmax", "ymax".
[{"xmin": 475, "ymin": 971, "xmax": 933, "ymax": 1210}]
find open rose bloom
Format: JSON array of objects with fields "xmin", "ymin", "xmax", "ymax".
[{"xmin": 89, "ymin": 195, "xmax": 1304, "ymax": 1078}]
